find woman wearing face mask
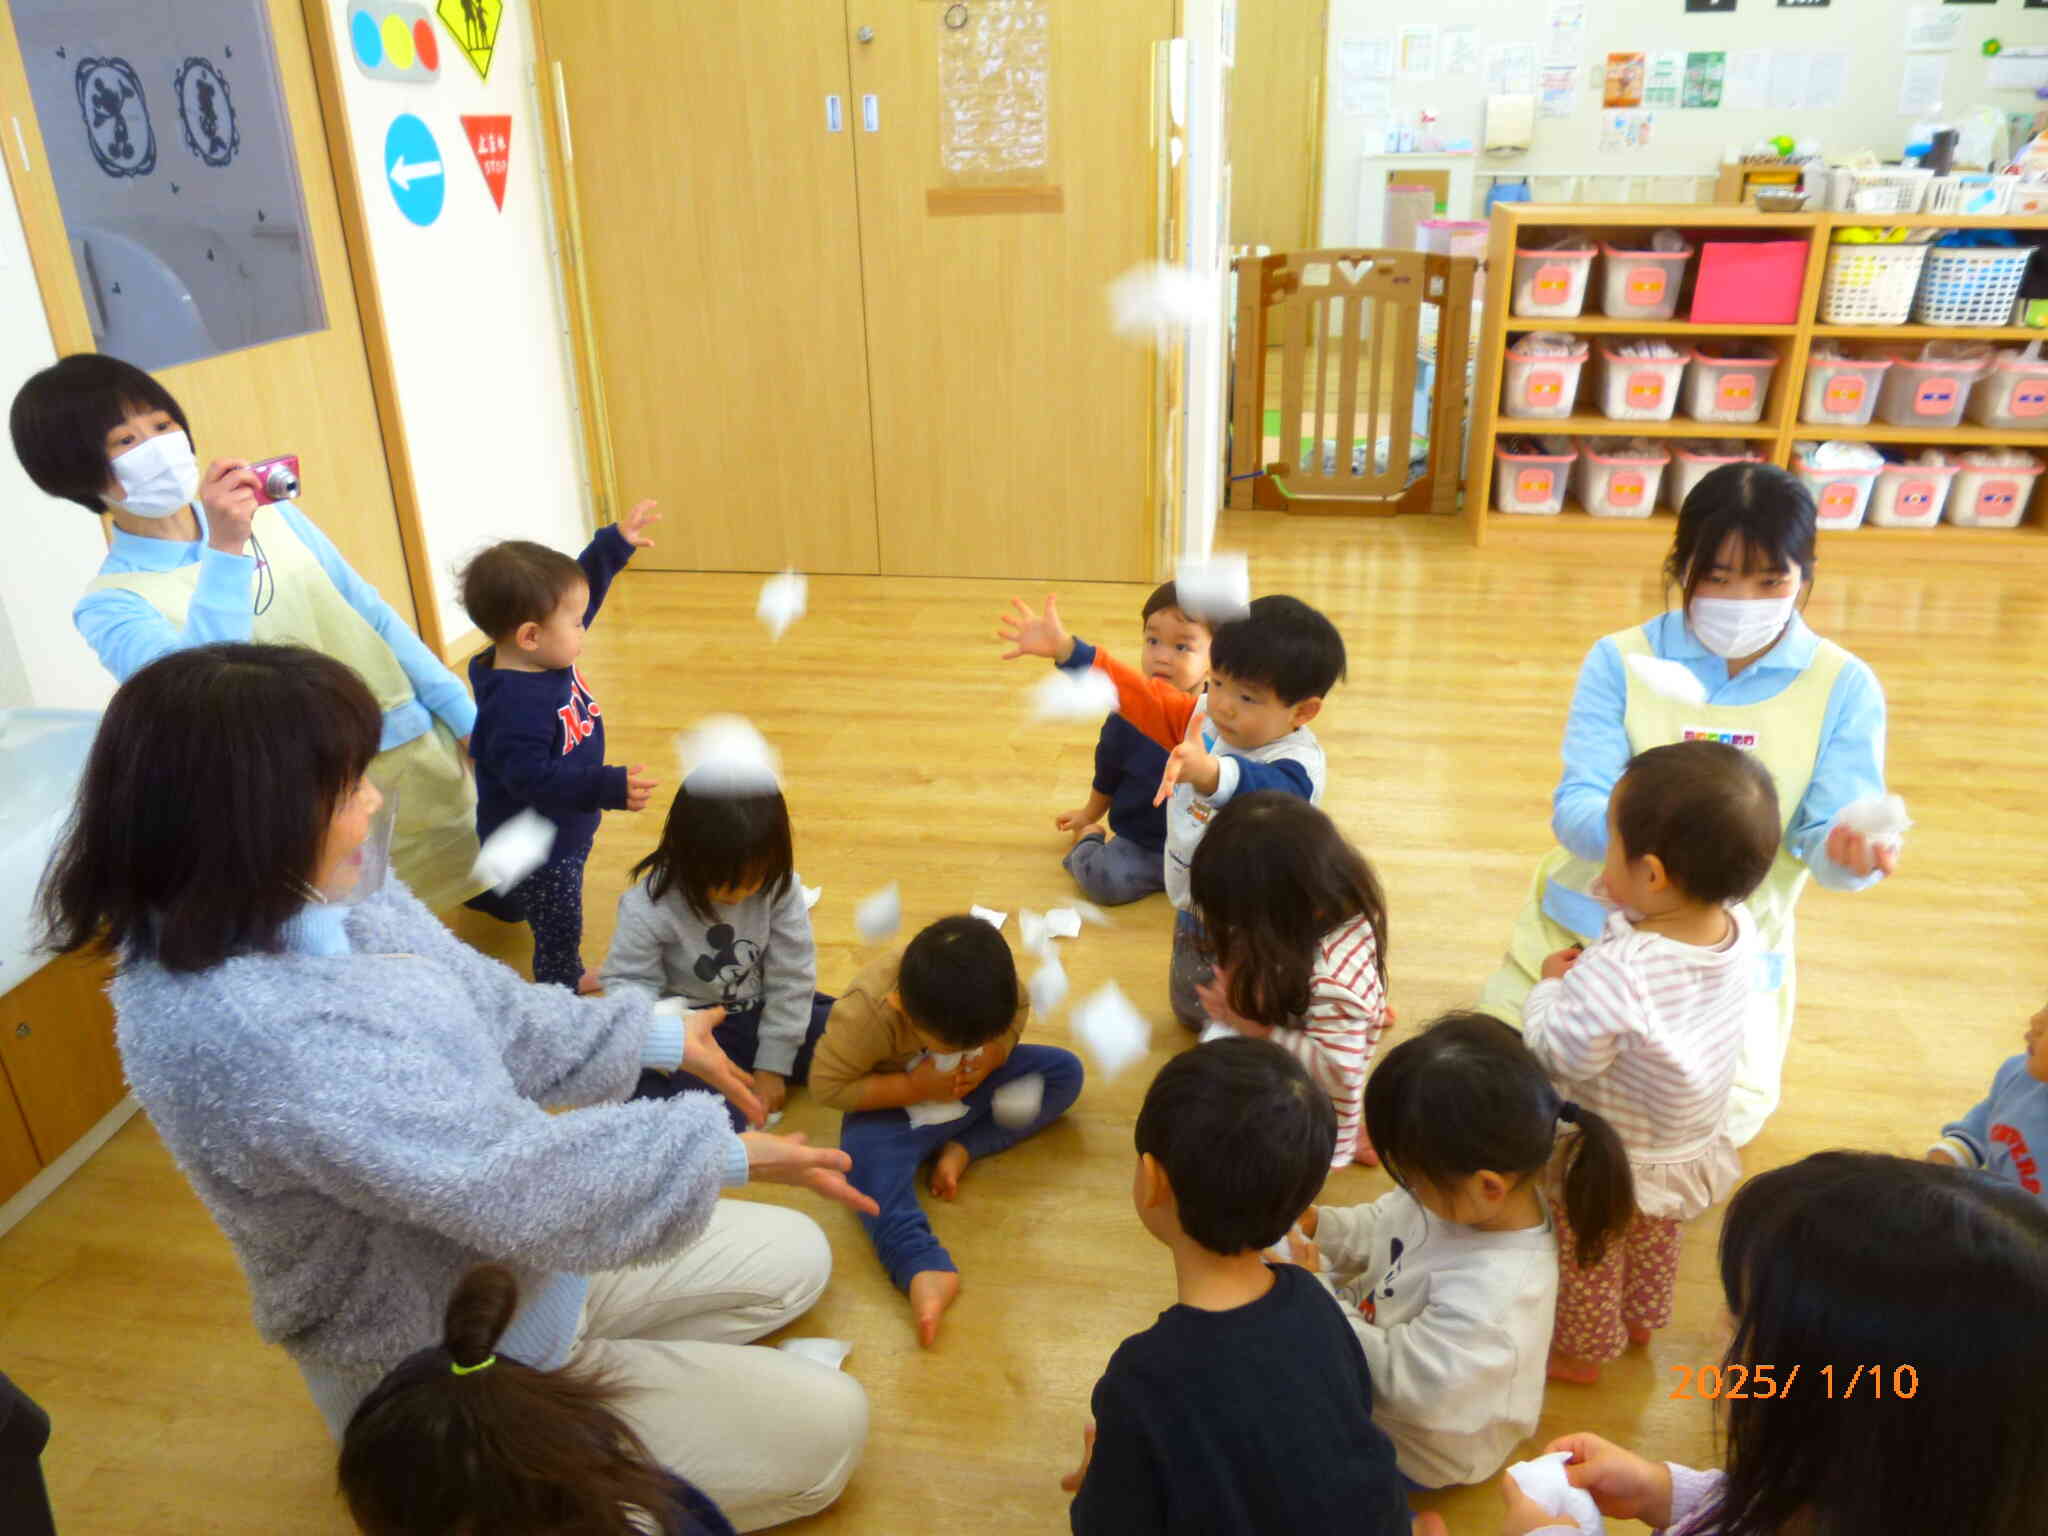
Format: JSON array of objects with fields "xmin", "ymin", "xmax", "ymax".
[
  {"xmin": 1479, "ymin": 463, "xmax": 1897, "ymax": 1146},
  {"xmin": 9, "ymin": 353, "xmax": 482, "ymax": 908}
]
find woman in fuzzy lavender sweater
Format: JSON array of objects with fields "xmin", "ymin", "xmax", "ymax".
[{"xmin": 38, "ymin": 643, "xmax": 877, "ymax": 1533}]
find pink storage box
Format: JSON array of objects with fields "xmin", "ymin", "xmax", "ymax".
[
  {"xmin": 1667, "ymin": 443, "xmax": 1762, "ymax": 510},
  {"xmin": 1801, "ymin": 354, "xmax": 1891, "ymax": 427},
  {"xmin": 1967, "ymin": 351, "xmax": 2048, "ymax": 430},
  {"xmin": 1866, "ymin": 457, "xmax": 1958, "ymax": 528},
  {"xmin": 1947, "ymin": 455, "xmax": 2043, "ymax": 529},
  {"xmin": 1501, "ymin": 340, "xmax": 1590, "ymax": 418},
  {"xmin": 1421, "ymin": 218, "xmax": 1489, "ymax": 261},
  {"xmin": 1875, "ymin": 352, "xmax": 1988, "ymax": 430},
  {"xmin": 1689, "ymin": 240, "xmax": 1809, "ymax": 324},
  {"xmin": 1575, "ymin": 441, "xmax": 1670, "ymax": 518},
  {"xmin": 1494, "ymin": 438, "xmax": 1578, "ymax": 515},
  {"xmin": 1792, "ymin": 449, "xmax": 1881, "ymax": 530}
]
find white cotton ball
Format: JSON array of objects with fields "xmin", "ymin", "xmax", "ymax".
[
  {"xmin": 1625, "ymin": 653, "xmax": 1709, "ymax": 709},
  {"xmin": 471, "ymin": 809, "xmax": 556, "ymax": 896},
  {"xmin": 855, "ymin": 882, "xmax": 902, "ymax": 944},
  {"xmin": 1173, "ymin": 552, "xmax": 1252, "ymax": 623},
  {"xmin": 756, "ymin": 569, "xmax": 808, "ymax": 640},
  {"xmin": 677, "ymin": 715, "xmax": 782, "ymax": 797},
  {"xmin": 992, "ymin": 1073, "xmax": 1046, "ymax": 1130},
  {"xmin": 1834, "ymin": 793, "xmax": 1911, "ymax": 848},
  {"xmin": 1029, "ymin": 951, "xmax": 1069, "ymax": 1015},
  {"xmin": 1029, "ymin": 668, "xmax": 1121, "ymax": 722},
  {"xmin": 970, "ymin": 905, "xmax": 1009, "ymax": 930},
  {"xmin": 1072, "ymin": 981, "xmax": 1152, "ymax": 1079},
  {"xmin": 1107, "ymin": 261, "xmax": 1215, "ymax": 344}
]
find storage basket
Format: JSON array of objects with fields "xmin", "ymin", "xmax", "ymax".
[
  {"xmin": 1801, "ymin": 353, "xmax": 1891, "ymax": 427},
  {"xmin": 1912, "ymin": 246, "xmax": 2037, "ymax": 328},
  {"xmin": 1967, "ymin": 350, "xmax": 2048, "ymax": 430},
  {"xmin": 1792, "ymin": 448, "xmax": 1881, "ymax": 531},
  {"xmin": 1666, "ymin": 442, "xmax": 1762, "ymax": 510},
  {"xmin": 1867, "ymin": 457, "xmax": 1958, "ymax": 529},
  {"xmin": 1597, "ymin": 346, "xmax": 1686, "ymax": 422},
  {"xmin": 1511, "ymin": 247, "xmax": 1595, "ymax": 318},
  {"xmin": 1494, "ymin": 438, "xmax": 1577, "ymax": 515},
  {"xmin": 1826, "ymin": 167, "xmax": 1932, "ymax": 214},
  {"xmin": 1684, "ymin": 346, "xmax": 1777, "ymax": 424},
  {"xmin": 1819, "ymin": 243, "xmax": 1931, "ymax": 326},
  {"xmin": 1947, "ymin": 455, "xmax": 2042, "ymax": 529},
  {"xmin": 1597, "ymin": 243, "xmax": 1692, "ymax": 321},
  {"xmin": 1575, "ymin": 441, "xmax": 1669, "ymax": 519},
  {"xmin": 1875, "ymin": 352, "xmax": 1986, "ymax": 429},
  {"xmin": 1501, "ymin": 342, "xmax": 1589, "ymax": 419},
  {"xmin": 1922, "ymin": 176, "xmax": 2013, "ymax": 217}
]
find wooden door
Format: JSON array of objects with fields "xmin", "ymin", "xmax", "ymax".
[
  {"xmin": 539, "ymin": 1, "xmax": 880, "ymax": 575},
  {"xmin": 0, "ymin": 0, "xmax": 427, "ymax": 632},
  {"xmin": 0, "ymin": 953, "xmax": 122, "ymax": 1166},
  {"xmin": 1228, "ymin": 0, "xmax": 1324, "ymax": 250},
  {"xmin": 849, "ymin": 1, "xmax": 1165, "ymax": 581}
]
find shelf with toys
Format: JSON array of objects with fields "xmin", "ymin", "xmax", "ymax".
[{"xmin": 1462, "ymin": 203, "xmax": 2048, "ymax": 549}]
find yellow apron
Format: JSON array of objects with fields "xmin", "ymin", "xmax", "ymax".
[
  {"xmin": 1479, "ymin": 624, "xmax": 1848, "ymax": 1145},
  {"xmin": 89, "ymin": 506, "xmax": 483, "ymax": 909}
]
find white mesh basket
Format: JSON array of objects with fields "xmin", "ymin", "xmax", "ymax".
[
  {"xmin": 1819, "ymin": 244, "xmax": 1931, "ymax": 326},
  {"xmin": 1911, "ymin": 246, "xmax": 2037, "ymax": 328}
]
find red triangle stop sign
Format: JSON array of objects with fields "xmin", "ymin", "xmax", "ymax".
[{"xmin": 460, "ymin": 114, "xmax": 511, "ymax": 210}]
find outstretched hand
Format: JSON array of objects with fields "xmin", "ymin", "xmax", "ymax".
[
  {"xmin": 740, "ymin": 1132, "xmax": 880, "ymax": 1217},
  {"xmin": 1059, "ymin": 1423, "xmax": 1096, "ymax": 1494},
  {"xmin": 997, "ymin": 595, "xmax": 1075, "ymax": 663},
  {"xmin": 619, "ymin": 498, "xmax": 661, "ymax": 548},
  {"xmin": 679, "ymin": 1006, "xmax": 764, "ymax": 1127},
  {"xmin": 1154, "ymin": 740, "xmax": 1221, "ymax": 805}
]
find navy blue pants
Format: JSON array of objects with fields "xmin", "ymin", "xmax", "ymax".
[
  {"xmin": 466, "ymin": 845, "xmax": 590, "ymax": 990},
  {"xmin": 634, "ymin": 994, "xmax": 833, "ymax": 1128},
  {"xmin": 0, "ymin": 1372, "xmax": 53, "ymax": 1536},
  {"xmin": 840, "ymin": 1044, "xmax": 1085, "ymax": 1291}
]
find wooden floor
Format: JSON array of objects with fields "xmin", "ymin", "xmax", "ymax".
[{"xmin": 4, "ymin": 507, "xmax": 2044, "ymax": 1533}]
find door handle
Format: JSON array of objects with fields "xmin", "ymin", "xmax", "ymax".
[
  {"xmin": 862, "ymin": 94, "xmax": 880, "ymax": 133},
  {"xmin": 856, "ymin": 25, "xmax": 875, "ymax": 43}
]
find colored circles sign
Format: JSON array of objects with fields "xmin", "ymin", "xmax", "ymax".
[
  {"xmin": 349, "ymin": 3, "xmax": 441, "ymax": 84},
  {"xmin": 383, "ymin": 113, "xmax": 446, "ymax": 226}
]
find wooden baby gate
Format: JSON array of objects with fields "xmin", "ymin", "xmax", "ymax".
[{"xmin": 1228, "ymin": 248, "xmax": 1475, "ymax": 517}]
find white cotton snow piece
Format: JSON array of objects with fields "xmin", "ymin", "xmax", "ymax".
[
  {"xmin": 1107, "ymin": 260, "xmax": 1215, "ymax": 344},
  {"xmin": 1505, "ymin": 1452, "xmax": 1606, "ymax": 1535},
  {"xmin": 1029, "ymin": 951, "xmax": 1069, "ymax": 1015},
  {"xmin": 904, "ymin": 1049, "xmax": 976, "ymax": 1127},
  {"xmin": 802, "ymin": 885, "xmax": 822, "ymax": 910},
  {"xmin": 1072, "ymin": 981, "xmax": 1151, "ymax": 1079},
  {"xmin": 776, "ymin": 1337, "xmax": 852, "ymax": 1370},
  {"xmin": 970, "ymin": 906, "xmax": 1009, "ymax": 931},
  {"xmin": 677, "ymin": 715, "xmax": 782, "ymax": 796},
  {"xmin": 471, "ymin": 808, "xmax": 556, "ymax": 896},
  {"xmin": 855, "ymin": 883, "xmax": 902, "ymax": 944},
  {"xmin": 1173, "ymin": 552, "xmax": 1252, "ymax": 624},
  {"xmin": 991, "ymin": 1072, "xmax": 1046, "ymax": 1130},
  {"xmin": 1625, "ymin": 653, "xmax": 1709, "ymax": 709},
  {"xmin": 1019, "ymin": 908, "xmax": 1050, "ymax": 956},
  {"xmin": 756, "ymin": 569, "xmax": 808, "ymax": 641},
  {"xmin": 1043, "ymin": 908, "xmax": 1083, "ymax": 941},
  {"xmin": 1071, "ymin": 901, "xmax": 1110, "ymax": 927},
  {"xmin": 1833, "ymin": 793, "xmax": 1911, "ymax": 848},
  {"xmin": 1030, "ymin": 667, "xmax": 1121, "ymax": 723}
]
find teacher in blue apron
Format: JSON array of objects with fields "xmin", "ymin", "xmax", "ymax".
[{"xmin": 1479, "ymin": 464, "xmax": 1899, "ymax": 1145}]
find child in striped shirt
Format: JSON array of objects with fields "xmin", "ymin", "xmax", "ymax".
[
  {"xmin": 1522, "ymin": 740, "xmax": 1781, "ymax": 1383},
  {"xmin": 1187, "ymin": 792, "xmax": 1390, "ymax": 1168}
]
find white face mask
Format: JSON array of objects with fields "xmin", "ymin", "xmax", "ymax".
[
  {"xmin": 1688, "ymin": 593, "xmax": 1797, "ymax": 660},
  {"xmin": 108, "ymin": 430, "xmax": 200, "ymax": 519}
]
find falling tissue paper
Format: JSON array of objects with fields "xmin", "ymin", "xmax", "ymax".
[
  {"xmin": 755, "ymin": 569, "xmax": 809, "ymax": 641},
  {"xmin": 1030, "ymin": 668, "xmax": 1121, "ymax": 723},
  {"xmin": 991, "ymin": 1072, "xmax": 1046, "ymax": 1129},
  {"xmin": 1108, "ymin": 261, "xmax": 1215, "ymax": 345},
  {"xmin": 471, "ymin": 809, "xmax": 557, "ymax": 896},
  {"xmin": 1625, "ymin": 653, "xmax": 1709, "ymax": 709},
  {"xmin": 855, "ymin": 883, "xmax": 902, "ymax": 944},
  {"xmin": 970, "ymin": 906, "xmax": 1009, "ymax": 931},
  {"xmin": 1173, "ymin": 552, "xmax": 1252, "ymax": 624},
  {"xmin": 1073, "ymin": 981, "xmax": 1151, "ymax": 1079},
  {"xmin": 677, "ymin": 715, "xmax": 782, "ymax": 796},
  {"xmin": 1029, "ymin": 951, "xmax": 1069, "ymax": 1015}
]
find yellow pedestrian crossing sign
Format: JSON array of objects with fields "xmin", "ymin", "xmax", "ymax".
[{"xmin": 436, "ymin": 0, "xmax": 502, "ymax": 81}]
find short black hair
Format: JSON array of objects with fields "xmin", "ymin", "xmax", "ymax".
[
  {"xmin": 1142, "ymin": 580, "xmax": 1198, "ymax": 625},
  {"xmin": 38, "ymin": 643, "xmax": 382, "ymax": 973},
  {"xmin": 1613, "ymin": 740, "xmax": 1781, "ymax": 905},
  {"xmin": 10, "ymin": 353, "xmax": 190, "ymax": 513},
  {"xmin": 1206, "ymin": 595, "xmax": 1346, "ymax": 704},
  {"xmin": 897, "ymin": 915, "xmax": 1020, "ymax": 1049},
  {"xmin": 458, "ymin": 540, "xmax": 586, "ymax": 641},
  {"xmin": 1136, "ymin": 1040, "xmax": 1334, "ymax": 1254},
  {"xmin": 630, "ymin": 783, "xmax": 794, "ymax": 923},
  {"xmin": 1666, "ymin": 462, "xmax": 1817, "ymax": 608}
]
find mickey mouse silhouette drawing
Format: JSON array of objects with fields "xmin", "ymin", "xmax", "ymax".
[{"xmin": 693, "ymin": 923, "xmax": 763, "ymax": 1005}]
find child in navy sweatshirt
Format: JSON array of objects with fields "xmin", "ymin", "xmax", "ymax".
[
  {"xmin": 460, "ymin": 502, "xmax": 660, "ymax": 990},
  {"xmin": 1928, "ymin": 997, "xmax": 2048, "ymax": 1202}
]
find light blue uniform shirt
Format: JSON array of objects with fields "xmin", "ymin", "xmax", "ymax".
[
  {"xmin": 1552, "ymin": 610, "xmax": 1887, "ymax": 893},
  {"xmin": 74, "ymin": 502, "xmax": 476, "ymax": 750}
]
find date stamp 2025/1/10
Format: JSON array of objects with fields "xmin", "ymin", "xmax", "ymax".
[{"xmin": 1669, "ymin": 1363, "xmax": 1920, "ymax": 1401}]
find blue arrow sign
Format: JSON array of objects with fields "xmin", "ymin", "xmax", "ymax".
[{"xmin": 384, "ymin": 113, "xmax": 445, "ymax": 226}]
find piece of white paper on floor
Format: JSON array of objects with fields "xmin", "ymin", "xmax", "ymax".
[
  {"xmin": 1173, "ymin": 551, "xmax": 1252, "ymax": 624},
  {"xmin": 471, "ymin": 808, "xmax": 556, "ymax": 895},
  {"xmin": 1073, "ymin": 981, "xmax": 1151, "ymax": 1078},
  {"xmin": 802, "ymin": 885, "xmax": 822, "ymax": 910},
  {"xmin": 1833, "ymin": 792, "xmax": 1911, "ymax": 848},
  {"xmin": 970, "ymin": 906, "xmax": 1008, "ymax": 930},
  {"xmin": 1505, "ymin": 1451, "xmax": 1606, "ymax": 1534},
  {"xmin": 991, "ymin": 1072, "xmax": 1045, "ymax": 1129},
  {"xmin": 677, "ymin": 715, "xmax": 782, "ymax": 796},
  {"xmin": 1071, "ymin": 900, "xmax": 1109, "ymax": 926},
  {"xmin": 776, "ymin": 1336, "xmax": 852, "ymax": 1370},
  {"xmin": 1019, "ymin": 908, "xmax": 1050, "ymax": 956},
  {"xmin": 904, "ymin": 1050, "xmax": 977, "ymax": 1128},
  {"xmin": 855, "ymin": 882, "xmax": 901, "ymax": 944},
  {"xmin": 1029, "ymin": 951, "xmax": 1069, "ymax": 1015},
  {"xmin": 1625, "ymin": 653, "xmax": 1709, "ymax": 709},
  {"xmin": 756, "ymin": 569, "xmax": 808, "ymax": 641},
  {"xmin": 1043, "ymin": 908, "xmax": 1083, "ymax": 941},
  {"xmin": 1029, "ymin": 667, "xmax": 1120, "ymax": 723}
]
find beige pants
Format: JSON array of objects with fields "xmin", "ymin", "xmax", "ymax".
[{"xmin": 570, "ymin": 1199, "xmax": 869, "ymax": 1531}]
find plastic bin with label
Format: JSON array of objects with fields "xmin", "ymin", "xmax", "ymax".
[
  {"xmin": 1598, "ymin": 242, "xmax": 1692, "ymax": 320},
  {"xmin": 1874, "ymin": 352, "xmax": 1987, "ymax": 429},
  {"xmin": 1597, "ymin": 346, "xmax": 1686, "ymax": 422},
  {"xmin": 1866, "ymin": 456, "xmax": 1958, "ymax": 529},
  {"xmin": 1575, "ymin": 441, "xmax": 1670, "ymax": 519},
  {"xmin": 1666, "ymin": 442, "xmax": 1762, "ymax": 510},
  {"xmin": 1801, "ymin": 353, "xmax": 1891, "ymax": 427},
  {"xmin": 1947, "ymin": 455, "xmax": 2043, "ymax": 529},
  {"xmin": 1501, "ymin": 341, "xmax": 1588, "ymax": 419},
  {"xmin": 1494, "ymin": 438, "xmax": 1577, "ymax": 515},
  {"xmin": 1421, "ymin": 218, "xmax": 1489, "ymax": 261},
  {"xmin": 1684, "ymin": 346, "xmax": 1777, "ymax": 424},
  {"xmin": 1511, "ymin": 246, "xmax": 1595, "ymax": 318},
  {"xmin": 1966, "ymin": 350, "xmax": 2048, "ymax": 430},
  {"xmin": 1792, "ymin": 447, "xmax": 1881, "ymax": 530}
]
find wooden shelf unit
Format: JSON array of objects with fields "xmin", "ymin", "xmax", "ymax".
[{"xmin": 1463, "ymin": 204, "xmax": 2048, "ymax": 547}]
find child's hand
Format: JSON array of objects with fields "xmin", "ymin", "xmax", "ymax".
[
  {"xmin": 1297, "ymin": 1206, "xmax": 1319, "ymax": 1239},
  {"xmin": 618, "ymin": 498, "xmax": 660, "ymax": 548},
  {"xmin": 1059, "ymin": 1423, "xmax": 1096, "ymax": 1494},
  {"xmin": 1154, "ymin": 741, "xmax": 1221, "ymax": 805},
  {"xmin": 1544, "ymin": 1433, "xmax": 1675, "ymax": 1525},
  {"xmin": 199, "ymin": 458, "xmax": 260, "ymax": 551},
  {"xmin": 625, "ymin": 765, "xmax": 658, "ymax": 811},
  {"xmin": 1825, "ymin": 823, "xmax": 1900, "ymax": 880},
  {"xmin": 1540, "ymin": 946, "xmax": 1584, "ymax": 981},
  {"xmin": 1284, "ymin": 1226, "xmax": 1322, "ymax": 1273},
  {"xmin": 906, "ymin": 1053, "xmax": 968, "ymax": 1104},
  {"xmin": 955, "ymin": 1040, "xmax": 1007, "ymax": 1096},
  {"xmin": 1054, "ymin": 808, "xmax": 1102, "ymax": 838},
  {"xmin": 1500, "ymin": 1473, "xmax": 1564, "ymax": 1536},
  {"xmin": 753, "ymin": 1070, "xmax": 788, "ymax": 1117},
  {"xmin": 1195, "ymin": 967, "xmax": 1266, "ymax": 1036},
  {"xmin": 996, "ymin": 595, "xmax": 1075, "ymax": 663}
]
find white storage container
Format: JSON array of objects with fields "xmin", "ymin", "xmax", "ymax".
[
  {"xmin": 1511, "ymin": 246, "xmax": 1595, "ymax": 318},
  {"xmin": 1666, "ymin": 442, "xmax": 1762, "ymax": 510},
  {"xmin": 1874, "ymin": 352, "xmax": 1987, "ymax": 429},
  {"xmin": 1501, "ymin": 341, "xmax": 1589, "ymax": 419},
  {"xmin": 1826, "ymin": 167, "xmax": 1933, "ymax": 214},
  {"xmin": 1597, "ymin": 345, "xmax": 1686, "ymax": 422},
  {"xmin": 1866, "ymin": 457, "xmax": 1958, "ymax": 529},
  {"xmin": 1947, "ymin": 455, "xmax": 2042, "ymax": 529},
  {"xmin": 1818, "ymin": 243, "xmax": 1931, "ymax": 326},
  {"xmin": 1966, "ymin": 350, "xmax": 2048, "ymax": 430},
  {"xmin": 1598, "ymin": 243, "xmax": 1692, "ymax": 321},
  {"xmin": 1684, "ymin": 346, "xmax": 1778, "ymax": 424},
  {"xmin": 1494, "ymin": 438, "xmax": 1577, "ymax": 515},
  {"xmin": 1800, "ymin": 353, "xmax": 1891, "ymax": 427},
  {"xmin": 1792, "ymin": 447, "xmax": 1881, "ymax": 531},
  {"xmin": 1575, "ymin": 441, "xmax": 1670, "ymax": 518},
  {"xmin": 1912, "ymin": 246, "xmax": 2037, "ymax": 328}
]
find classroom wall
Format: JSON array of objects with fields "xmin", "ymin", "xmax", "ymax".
[
  {"xmin": 317, "ymin": 0, "xmax": 587, "ymax": 652},
  {"xmin": 1320, "ymin": 0, "xmax": 2030, "ymax": 241}
]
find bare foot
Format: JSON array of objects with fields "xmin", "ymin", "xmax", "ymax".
[
  {"xmin": 1353, "ymin": 1133, "xmax": 1380, "ymax": 1168},
  {"xmin": 930, "ymin": 1141, "xmax": 972, "ymax": 1201},
  {"xmin": 576, "ymin": 969, "xmax": 602, "ymax": 995},
  {"xmin": 1627, "ymin": 1324, "xmax": 1654, "ymax": 1347},
  {"xmin": 908, "ymin": 1269, "xmax": 960, "ymax": 1348},
  {"xmin": 1412, "ymin": 1516, "xmax": 1448, "ymax": 1536},
  {"xmin": 1547, "ymin": 1351, "xmax": 1601, "ymax": 1385}
]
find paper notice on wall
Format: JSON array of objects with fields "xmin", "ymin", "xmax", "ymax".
[
  {"xmin": 1683, "ymin": 51, "xmax": 1728, "ymax": 109},
  {"xmin": 1722, "ymin": 49, "xmax": 1767, "ymax": 110},
  {"xmin": 1346, "ymin": 79, "xmax": 1394, "ymax": 121},
  {"xmin": 1337, "ymin": 39, "xmax": 1394, "ymax": 118},
  {"xmin": 1398, "ymin": 24, "xmax": 1438, "ymax": 80},
  {"xmin": 1769, "ymin": 51, "xmax": 1810, "ymax": 110},
  {"xmin": 1443, "ymin": 25, "xmax": 1481, "ymax": 77},
  {"xmin": 1986, "ymin": 47, "xmax": 2048, "ymax": 93},
  {"xmin": 1539, "ymin": 64, "xmax": 1579, "ymax": 117},
  {"xmin": 1644, "ymin": 50, "xmax": 1685, "ymax": 109},
  {"xmin": 1603, "ymin": 52, "xmax": 1645, "ymax": 107},
  {"xmin": 1545, "ymin": 0, "xmax": 1586, "ymax": 65},
  {"xmin": 1899, "ymin": 52, "xmax": 1946, "ymax": 115},
  {"xmin": 1804, "ymin": 50, "xmax": 1848, "ymax": 110},
  {"xmin": 1599, "ymin": 109, "xmax": 1654, "ymax": 153},
  {"xmin": 1488, "ymin": 43, "xmax": 1538, "ymax": 95},
  {"xmin": 1903, "ymin": 6, "xmax": 1959, "ymax": 52}
]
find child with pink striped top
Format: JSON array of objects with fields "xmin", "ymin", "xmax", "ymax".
[
  {"xmin": 1521, "ymin": 740, "xmax": 1780, "ymax": 1383},
  {"xmin": 1188, "ymin": 793, "xmax": 1391, "ymax": 1168}
]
